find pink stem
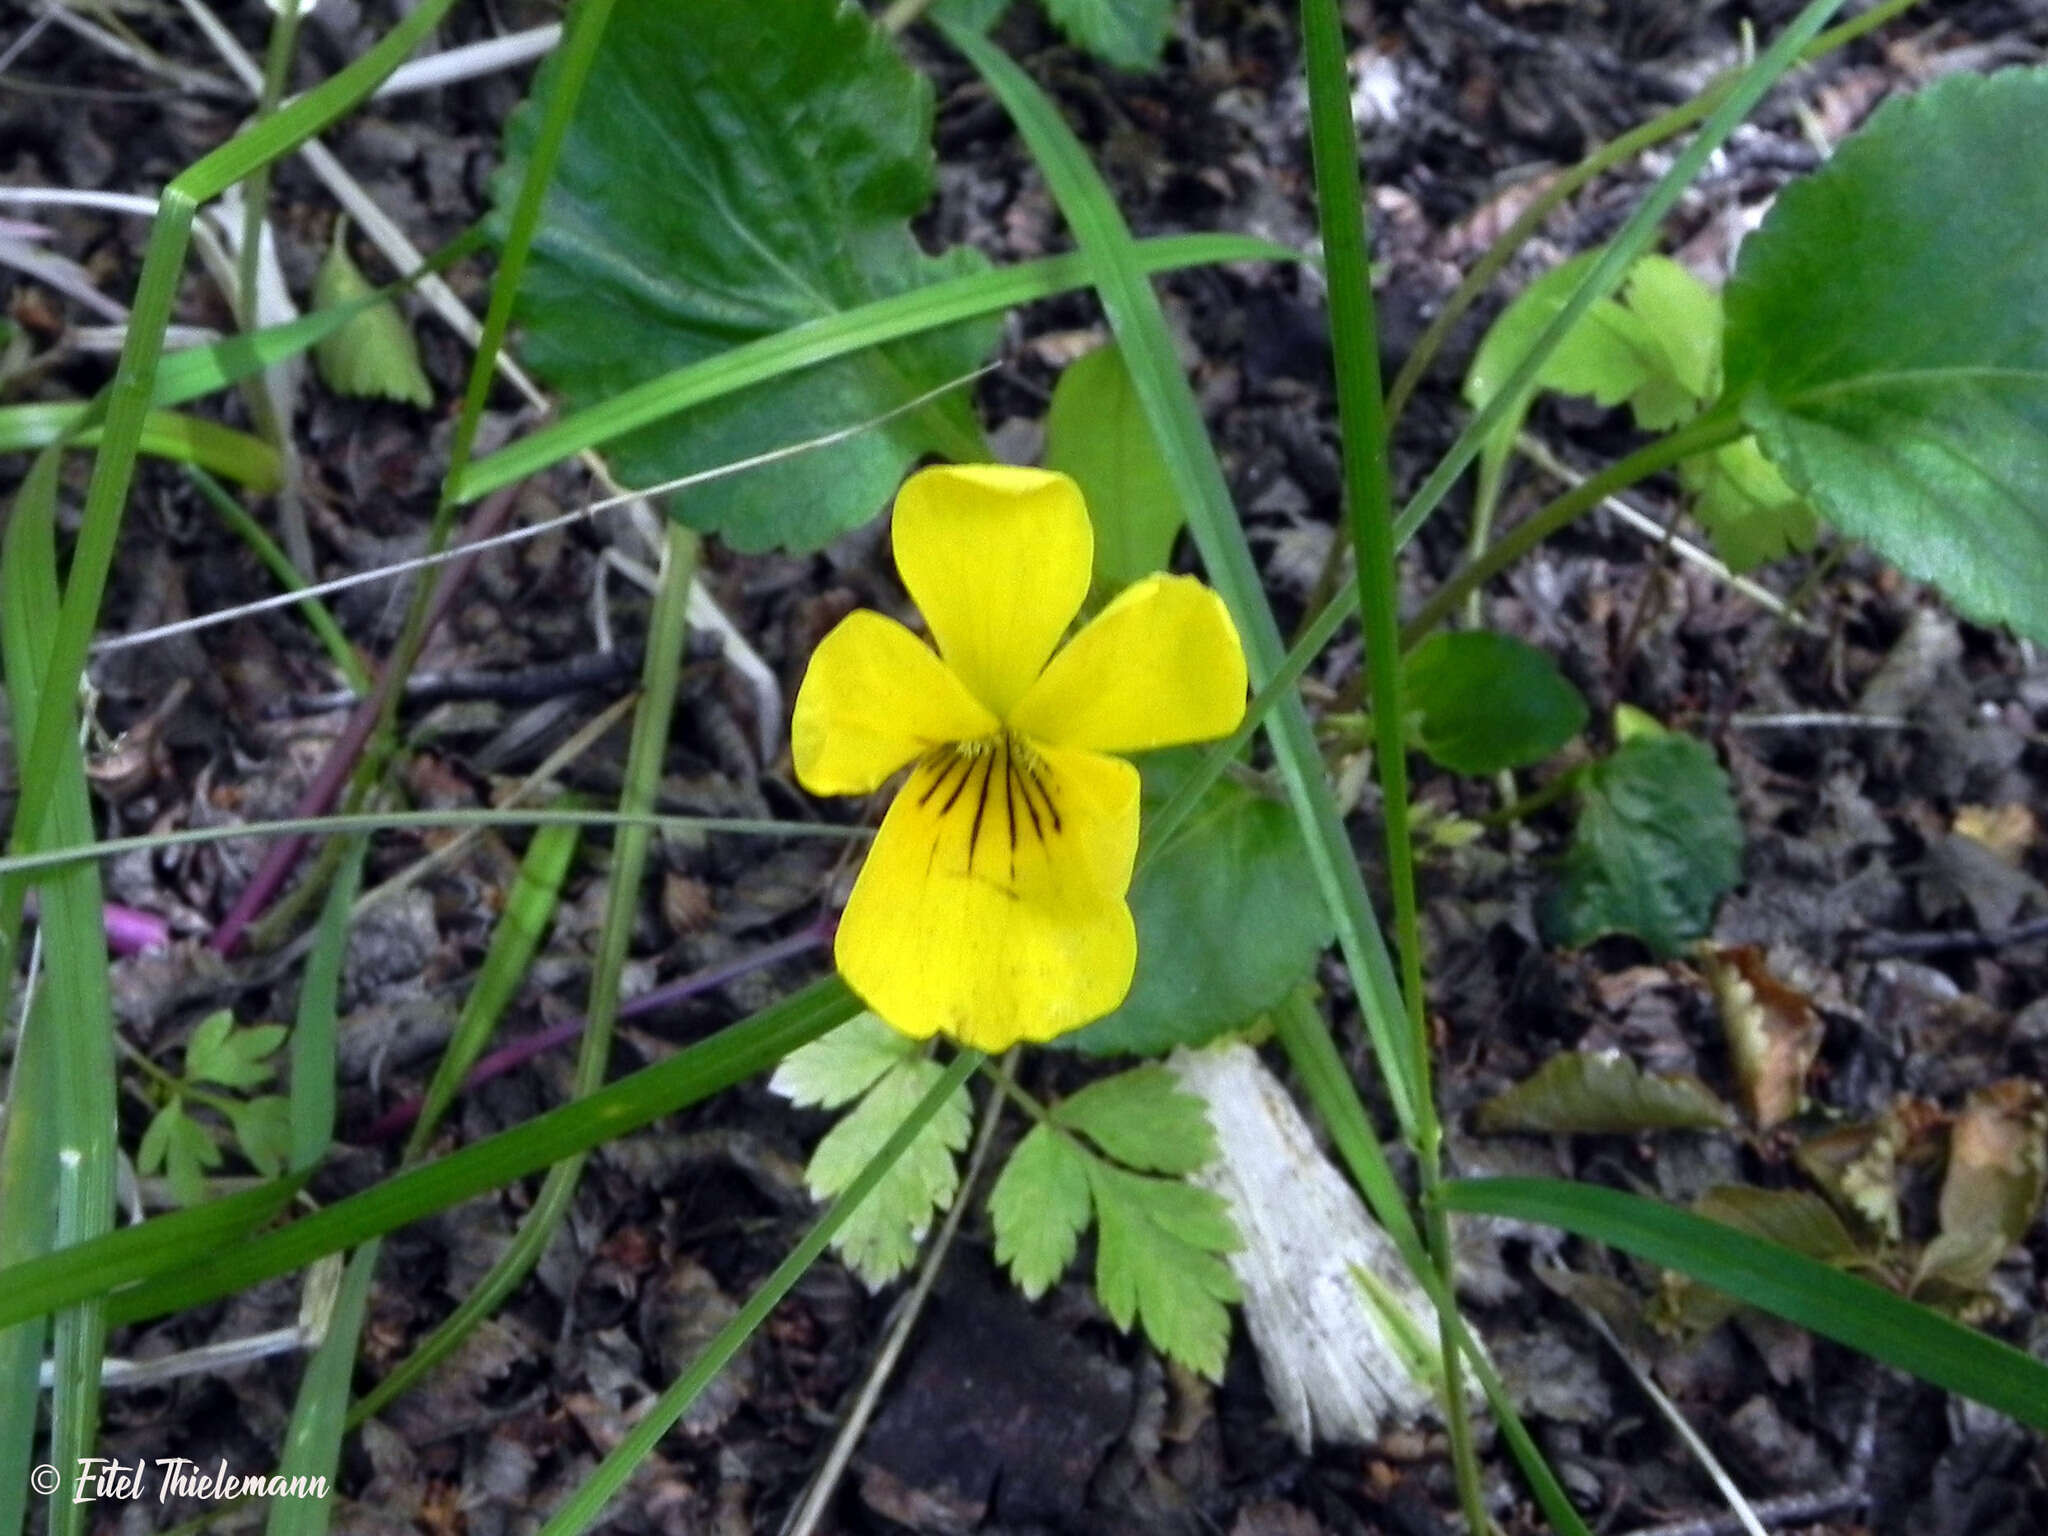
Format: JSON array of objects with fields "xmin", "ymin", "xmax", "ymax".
[
  {"xmin": 209, "ymin": 489, "xmax": 521, "ymax": 956},
  {"xmin": 355, "ymin": 920, "xmax": 834, "ymax": 1145}
]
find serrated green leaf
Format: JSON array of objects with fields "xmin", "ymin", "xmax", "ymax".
[
  {"xmin": 181, "ymin": 1011, "xmax": 235, "ymax": 1081},
  {"xmin": 988, "ymin": 1123, "xmax": 1092, "ymax": 1299},
  {"xmin": 1722, "ymin": 67, "xmax": 2048, "ymax": 644},
  {"xmin": 1680, "ymin": 437, "xmax": 1820, "ymax": 574},
  {"xmin": 1544, "ymin": 730, "xmax": 1742, "ymax": 957},
  {"xmin": 497, "ymin": 0, "xmax": 996, "ymax": 553},
  {"xmin": 769, "ymin": 1011, "xmax": 919, "ymax": 1110},
  {"xmin": 1044, "ymin": 343, "xmax": 1185, "ymax": 593},
  {"xmin": 1474, "ymin": 1049, "xmax": 1736, "ymax": 1135},
  {"xmin": 1617, "ymin": 255, "xmax": 1721, "ymax": 428},
  {"xmin": 221, "ymin": 1095, "xmax": 293, "ymax": 1179},
  {"xmin": 141, "ymin": 1107, "xmax": 222, "ymax": 1209},
  {"xmin": 1403, "ymin": 630, "xmax": 1589, "ymax": 775},
  {"xmin": 1086, "ymin": 1159, "xmax": 1238, "ymax": 1379},
  {"xmin": 1066, "ymin": 751, "xmax": 1332, "ymax": 1055},
  {"xmin": 1042, "ymin": 0, "xmax": 1175, "ymax": 71},
  {"xmin": 311, "ymin": 220, "xmax": 432, "ymax": 406},
  {"xmin": 1052, "ymin": 1065, "xmax": 1216, "ymax": 1174},
  {"xmin": 803, "ymin": 1060, "xmax": 970, "ymax": 1287}
]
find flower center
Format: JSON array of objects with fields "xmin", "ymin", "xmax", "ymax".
[{"xmin": 913, "ymin": 730, "xmax": 1062, "ymax": 883}]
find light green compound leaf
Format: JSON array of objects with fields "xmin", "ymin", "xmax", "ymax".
[
  {"xmin": 311, "ymin": 220, "xmax": 432, "ymax": 407},
  {"xmin": 1721, "ymin": 67, "xmax": 2048, "ymax": 643},
  {"xmin": 139, "ymin": 1106, "xmax": 221, "ymax": 1209},
  {"xmin": 1403, "ymin": 630, "xmax": 1588, "ymax": 776},
  {"xmin": 1545, "ymin": 730, "xmax": 1742, "ymax": 957},
  {"xmin": 1474, "ymin": 1049, "xmax": 1736, "ymax": 1135},
  {"xmin": 1052, "ymin": 1064, "xmax": 1217, "ymax": 1175},
  {"xmin": 1681, "ymin": 436, "xmax": 1820, "ymax": 574},
  {"xmin": 802, "ymin": 1059, "xmax": 971, "ymax": 1287},
  {"xmin": 1042, "ymin": 0, "xmax": 1175, "ymax": 71},
  {"xmin": 186, "ymin": 1018, "xmax": 286, "ymax": 1091},
  {"xmin": 989, "ymin": 1123, "xmax": 1092, "ymax": 1300},
  {"xmin": 1086, "ymin": 1159, "xmax": 1239, "ymax": 1379},
  {"xmin": 769, "ymin": 1011, "xmax": 920, "ymax": 1111},
  {"xmin": 222, "ymin": 1096, "xmax": 293, "ymax": 1179},
  {"xmin": 1065, "ymin": 750, "xmax": 1332, "ymax": 1056},
  {"xmin": 496, "ymin": 0, "xmax": 996, "ymax": 553},
  {"xmin": 1044, "ymin": 343, "xmax": 1184, "ymax": 593}
]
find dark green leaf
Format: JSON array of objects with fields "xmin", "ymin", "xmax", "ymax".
[
  {"xmin": 1053, "ymin": 1064, "xmax": 1216, "ymax": 1174},
  {"xmin": 1066, "ymin": 752, "xmax": 1332, "ymax": 1055},
  {"xmin": 1403, "ymin": 630, "xmax": 1588, "ymax": 775},
  {"xmin": 1042, "ymin": 0, "xmax": 1174, "ymax": 71},
  {"xmin": 1440, "ymin": 1177, "xmax": 2048, "ymax": 1432},
  {"xmin": 1545, "ymin": 729, "xmax": 1742, "ymax": 956},
  {"xmin": 497, "ymin": 0, "xmax": 996, "ymax": 552},
  {"xmin": 1044, "ymin": 344, "xmax": 1184, "ymax": 592},
  {"xmin": 1722, "ymin": 67, "xmax": 2048, "ymax": 643},
  {"xmin": 1474, "ymin": 1050, "xmax": 1736, "ymax": 1135}
]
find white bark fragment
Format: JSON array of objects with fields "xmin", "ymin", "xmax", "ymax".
[{"xmin": 1168, "ymin": 1041, "xmax": 1445, "ymax": 1450}]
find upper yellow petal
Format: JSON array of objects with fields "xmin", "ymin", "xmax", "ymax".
[
  {"xmin": 791, "ymin": 610, "xmax": 998, "ymax": 796},
  {"xmin": 1010, "ymin": 574, "xmax": 1248, "ymax": 754},
  {"xmin": 834, "ymin": 737, "xmax": 1139, "ymax": 1051},
  {"xmin": 891, "ymin": 464, "xmax": 1092, "ymax": 719}
]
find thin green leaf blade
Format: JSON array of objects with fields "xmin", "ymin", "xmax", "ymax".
[{"xmin": 1439, "ymin": 1177, "xmax": 2048, "ymax": 1431}]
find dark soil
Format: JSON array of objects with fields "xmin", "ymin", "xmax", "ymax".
[{"xmin": 3, "ymin": 1, "xmax": 2046, "ymax": 1534}]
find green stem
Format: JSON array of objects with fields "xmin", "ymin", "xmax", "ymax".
[
  {"xmin": 1479, "ymin": 764, "xmax": 1583, "ymax": 830},
  {"xmin": 1400, "ymin": 412, "xmax": 1744, "ymax": 649},
  {"xmin": 1297, "ymin": 2, "xmax": 1483, "ymax": 1526},
  {"xmin": 879, "ymin": 0, "xmax": 941, "ymax": 33}
]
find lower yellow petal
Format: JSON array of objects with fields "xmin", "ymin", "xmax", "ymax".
[
  {"xmin": 1010, "ymin": 574, "xmax": 1248, "ymax": 754},
  {"xmin": 792, "ymin": 610, "xmax": 998, "ymax": 796},
  {"xmin": 834, "ymin": 737, "xmax": 1139, "ymax": 1050}
]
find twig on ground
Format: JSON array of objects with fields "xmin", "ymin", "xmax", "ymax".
[
  {"xmin": 1853, "ymin": 915, "xmax": 2048, "ymax": 959},
  {"xmin": 289, "ymin": 646, "xmax": 646, "ymax": 714}
]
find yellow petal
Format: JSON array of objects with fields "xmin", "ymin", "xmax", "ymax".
[
  {"xmin": 835, "ymin": 737, "xmax": 1139, "ymax": 1050},
  {"xmin": 1010, "ymin": 573, "xmax": 1248, "ymax": 754},
  {"xmin": 892, "ymin": 464, "xmax": 1092, "ymax": 718},
  {"xmin": 792, "ymin": 610, "xmax": 998, "ymax": 796}
]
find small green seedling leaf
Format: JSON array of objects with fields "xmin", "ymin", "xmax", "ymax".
[
  {"xmin": 1052, "ymin": 1064, "xmax": 1216, "ymax": 1175},
  {"xmin": 1474, "ymin": 1049, "xmax": 1736, "ymax": 1135},
  {"xmin": 1044, "ymin": 343, "xmax": 1184, "ymax": 593},
  {"xmin": 989, "ymin": 1123, "xmax": 1093, "ymax": 1300},
  {"xmin": 1403, "ymin": 630, "xmax": 1588, "ymax": 775},
  {"xmin": 1722, "ymin": 68, "xmax": 2048, "ymax": 643},
  {"xmin": 1087, "ymin": 1160, "xmax": 1239, "ymax": 1379},
  {"xmin": 791, "ymin": 1054, "xmax": 970, "ymax": 1288},
  {"xmin": 1042, "ymin": 0, "xmax": 1175, "ymax": 71},
  {"xmin": 497, "ymin": 0, "xmax": 995, "ymax": 552},
  {"xmin": 1545, "ymin": 726, "xmax": 1742, "ymax": 957},
  {"xmin": 1680, "ymin": 438, "xmax": 1819, "ymax": 574},
  {"xmin": 1614, "ymin": 255, "xmax": 1721, "ymax": 429},
  {"xmin": 1066, "ymin": 751, "xmax": 1332, "ymax": 1055},
  {"xmin": 184, "ymin": 1013, "xmax": 285, "ymax": 1090},
  {"xmin": 312, "ymin": 219, "xmax": 432, "ymax": 406},
  {"xmin": 769, "ymin": 1011, "xmax": 920, "ymax": 1110},
  {"xmin": 222, "ymin": 1095, "xmax": 293, "ymax": 1179},
  {"xmin": 138, "ymin": 1103, "xmax": 224, "ymax": 1208}
]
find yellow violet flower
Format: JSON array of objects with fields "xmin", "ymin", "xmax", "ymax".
[{"xmin": 792, "ymin": 464, "xmax": 1248, "ymax": 1051}]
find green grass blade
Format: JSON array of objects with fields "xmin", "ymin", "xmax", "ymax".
[
  {"xmin": 265, "ymin": 1242, "xmax": 377, "ymax": 1536},
  {"xmin": 535, "ymin": 1049, "xmax": 983, "ymax": 1536},
  {"xmin": 1441, "ymin": 1178, "xmax": 2048, "ymax": 1432},
  {"xmin": 0, "ymin": 979, "xmax": 860, "ymax": 1333},
  {"xmin": 290, "ymin": 840, "xmax": 368, "ymax": 1173},
  {"xmin": 0, "ymin": 998, "xmax": 59, "ymax": 1536},
  {"xmin": 6, "ymin": 0, "xmax": 462, "ymax": 906},
  {"xmin": 452, "ymin": 234, "xmax": 1294, "ymax": 504},
  {"xmin": 0, "ymin": 404, "xmax": 283, "ymax": 489},
  {"xmin": 405, "ymin": 821, "xmax": 581, "ymax": 1158},
  {"xmin": 943, "ymin": 20, "xmax": 1421, "ymax": 1136}
]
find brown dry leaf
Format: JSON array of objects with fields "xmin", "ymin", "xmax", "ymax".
[
  {"xmin": 1953, "ymin": 803, "xmax": 2037, "ymax": 864},
  {"xmin": 1701, "ymin": 945, "xmax": 1825, "ymax": 1130},
  {"xmin": 1796, "ymin": 1113, "xmax": 1907, "ymax": 1242},
  {"xmin": 1916, "ymin": 1079, "xmax": 2048, "ymax": 1298},
  {"xmin": 1473, "ymin": 1049, "xmax": 1735, "ymax": 1135}
]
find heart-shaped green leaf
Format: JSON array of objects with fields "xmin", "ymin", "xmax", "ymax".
[
  {"xmin": 1404, "ymin": 630, "xmax": 1588, "ymax": 775},
  {"xmin": 496, "ymin": 0, "xmax": 996, "ymax": 552},
  {"xmin": 1723, "ymin": 67, "xmax": 2048, "ymax": 641}
]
